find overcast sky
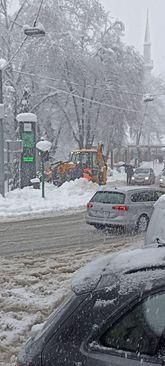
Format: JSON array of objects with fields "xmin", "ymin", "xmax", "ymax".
[
  {"xmin": 101, "ymin": 0, "xmax": 165, "ymax": 76},
  {"xmin": 9, "ymin": 0, "xmax": 165, "ymax": 75}
]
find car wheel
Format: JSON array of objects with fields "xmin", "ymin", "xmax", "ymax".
[{"xmin": 136, "ymin": 214, "xmax": 149, "ymax": 233}]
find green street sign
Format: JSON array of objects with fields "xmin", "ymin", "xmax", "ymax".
[{"xmin": 22, "ymin": 156, "xmax": 34, "ymax": 163}]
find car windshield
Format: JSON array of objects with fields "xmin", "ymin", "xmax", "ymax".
[
  {"xmin": 71, "ymin": 151, "xmax": 98, "ymax": 168},
  {"xmin": 135, "ymin": 168, "xmax": 150, "ymax": 174}
]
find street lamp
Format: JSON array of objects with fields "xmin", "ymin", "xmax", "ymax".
[
  {"xmin": 0, "ymin": 24, "xmax": 45, "ymax": 197},
  {"xmin": 0, "ymin": 59, "xmax": 7, "ymax": 197},
  {"xmin": 23, "ymin": 23, "xmax": 45, "ymax": 37},
  {"xmin": 36, "ymin": 139, "xmax": 52, "ymax": 198},
  {"xmin": 135, "ymin": 94, "xmax": 154, "ymax": 167}
]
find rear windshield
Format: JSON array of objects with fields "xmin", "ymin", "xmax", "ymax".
[{"xmin": 91, "ymin": 191, "xmax": 125, "ymax": 204}]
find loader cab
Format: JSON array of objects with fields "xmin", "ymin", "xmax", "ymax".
[{"xmin": 70, "ymin": 150, "xmax": 98, "ymax": 169}]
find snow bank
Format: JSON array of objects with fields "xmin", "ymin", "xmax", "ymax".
[
  {"xmin": 0, "ymin": 172, "xmax": 127, "ymax": 221},
  {"xmin": 0, "ymin": 179, "xmax": 98, "ymax": 220},
  {"xmin": 108, "ymin": 168, "xmax": 126, "ymax": 182}
]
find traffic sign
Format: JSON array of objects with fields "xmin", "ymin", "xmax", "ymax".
[{"xmin": 6, "ymin": 140, "xmax": 23, "ymax": 153}]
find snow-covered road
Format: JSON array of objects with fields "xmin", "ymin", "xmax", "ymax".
[{"xmin": 0, "ymin": 234, "xmax": 143, "ymax": 365}]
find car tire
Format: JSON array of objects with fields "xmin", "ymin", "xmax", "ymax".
[{"xmin": 136, "ymin": 214, "xmax": 149, "ymax": 233}]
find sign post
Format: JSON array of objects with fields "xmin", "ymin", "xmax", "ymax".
[
  {"xmin": 6, "ymin": 140, "xmax": 23, "ymax": 191},
  {"xmin": 0, "ymin": 68, "xmax": 5, "ymax": 196}
]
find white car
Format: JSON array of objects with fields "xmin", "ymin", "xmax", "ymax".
[{"xmin": 145, "ymin": 192, "xmax": 165, "ymax": 246}]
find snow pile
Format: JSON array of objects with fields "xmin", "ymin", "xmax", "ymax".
[
  {"xmin": 0, "ymin": 174, "xmax": 127, "ymax": 221},
  {"xmin": 0, "ymin": 179, "xmax": 97, "ymax": 220},
  {"xmin": 108, "ymin": 168, "xmax": 126, "ymax": 182}
]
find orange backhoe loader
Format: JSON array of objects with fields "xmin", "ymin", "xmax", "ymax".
[{"xmin": 45, "ymin": 143, "xmax": 108, "ymax": 187}]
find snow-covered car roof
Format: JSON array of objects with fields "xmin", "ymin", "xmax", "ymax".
[
  {"xmin": 98, "ymin": 186, "xmax": 161, "ymax": 193},
  {"xmin": 72, "ymin": 246, "xmax": 165, "ymax": 295},
  {"xmin": 154, "ymin": 193, "xmax": 165, "ymax": 208},
  {"xmin": 145, "ymin": 194, "xmax": 165, "ymax": 246}
]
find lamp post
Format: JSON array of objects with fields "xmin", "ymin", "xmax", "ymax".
[
  {"xmin": 0, "ymin": 26, "xmax": 46, "ymax": 196},
  {"xmin": 0, "ymin": 60, "xmax": 6, "ymax": 197},
  {"xmin": 135, "ymin": 94, "xmax": 154, "ymax": 167},
  {"xmin": 36, "ymin": 139, "xmax": 52, "ymax": 198}
]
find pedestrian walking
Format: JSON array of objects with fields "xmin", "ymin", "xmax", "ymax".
[{"xmin": 126, "ymin": 164, "xmax": 134, "ymax": 185}]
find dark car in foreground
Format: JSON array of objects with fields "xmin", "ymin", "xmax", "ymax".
[
  {"xmin": 86, "ymin": 186, "xmax": 164, "ymax": 232},
  {"xmin": 17, "ymin": 245, "xmax": 165, "ymax": 366},
  {"xmin": 131, "ymin": 167, "xmax": 155, "ymax": 185}
]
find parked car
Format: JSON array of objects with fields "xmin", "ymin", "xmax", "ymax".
[
  {"xmin": 17, "ymin": 245, "xmax": 165, "ymax": 366},
  {"xmin": 86, "ymin": 186, "xmax": 164, "ymax": 232},
  {"xmin": 131, "ymin": 167, "xmax": 155, "ymax": 185},
  {"xmin": 159, "ymin": 169, "xmax": 165, "ymax": 188},
  {"xmin": 145, "ymin": 192, "xmax": 165, "ymax": 247}
]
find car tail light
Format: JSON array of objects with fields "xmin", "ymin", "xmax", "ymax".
[
  {"xmin": 112, "ymin": 205, "xmax": 129, "ymax": 211},
  {"xmin": 87, "ymin": 202, "xmax": 93, "ymax": 209}
]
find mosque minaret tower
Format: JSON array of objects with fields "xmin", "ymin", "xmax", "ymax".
[{"xmin": 143, "ymin": 9, "xmax": 153, "ymax": 79}]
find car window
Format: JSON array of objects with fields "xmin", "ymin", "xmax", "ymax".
[
  {"xmin": 91, "ymin": 192, "xmax": 107, "ymax": 203},
  {"xmin": 100, "ymin": 292, "xmax": 165, "ymax": 357},
  {"xmin": 131, "ymin": 191, "xmax": 151, "ymax": 202},
  {"xmin": 131, "ymin": 191, "xmax": 161, "ymax": 203},
  {"xmin": 91, "ymin": 192, "xmax": 125, "ymax": 204}
]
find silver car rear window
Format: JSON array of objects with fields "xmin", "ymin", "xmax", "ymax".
[{"xmin": 91, "ymin": 191, "xmax": 125, "ymax": 204}]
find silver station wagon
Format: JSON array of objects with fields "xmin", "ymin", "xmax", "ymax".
[{"xmin": 86, "ymin": 186, "xmax": 164, "ymax": 232}]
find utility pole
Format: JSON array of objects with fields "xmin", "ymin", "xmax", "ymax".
[{"xmin": 0, "ymin": 69, "xmax": 4, "ymax": 197}]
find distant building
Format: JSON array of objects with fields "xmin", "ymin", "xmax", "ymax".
[{"xmin": 143, "ymin": 9, "xmax": 153, "ymax": 80}]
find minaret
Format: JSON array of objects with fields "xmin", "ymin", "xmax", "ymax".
[{"xmin": 143, "ymin": 9, "xmax": 153, "ymax": 79}]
